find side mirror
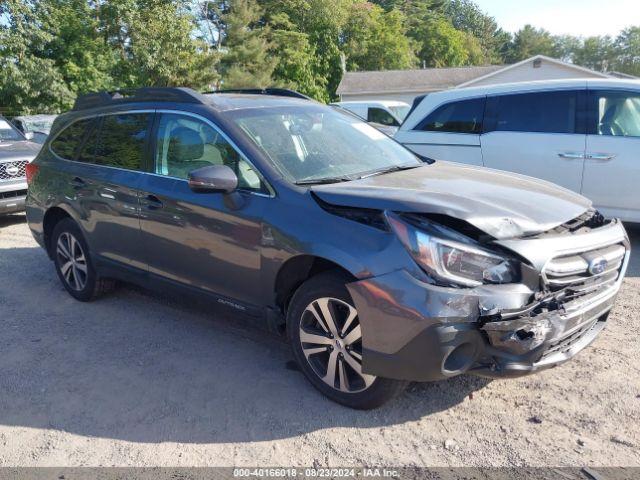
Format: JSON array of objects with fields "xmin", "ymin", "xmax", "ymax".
[
  {"xmin": 24, "ymin": 132, "xmax": 34, "ymax": 140},
  {"xmin": 188, "ymin": 164, "xmax": 238, "ymax": 194}
]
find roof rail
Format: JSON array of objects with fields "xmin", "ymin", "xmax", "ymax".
[
  {"xmin": 72, "ymin": 87, "xmax": 207, "ymax": 111},
  {"xmin": 207, "ymin": 88, "xmax": 311, "ymax": 100}
]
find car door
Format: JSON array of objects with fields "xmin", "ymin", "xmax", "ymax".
[
  {"xmin": 582, "ymin": 89, "xmax": 640, "ymax": 221},
  {"xmin": 397, "ymin": 97, "xmax": 486, "ymax": 166},
  {"xmin": 48, "ymin": 112, "xmax": 150, "ymax": 270},
  {"xmin": 481, "ymin": 89, "xmax": 587, "ymax": 192},
  {"xmin": 138, "ymin": 111, "xmax": 270, "ymax": 308}
]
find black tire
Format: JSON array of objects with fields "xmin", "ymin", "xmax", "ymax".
[
  {"xmin": 287, "ymin": 271, "xmax": 408, "ymax": 409},
  {"xmin": 51, "ymin": 218, "xmax": 115, "ymax": 302}
]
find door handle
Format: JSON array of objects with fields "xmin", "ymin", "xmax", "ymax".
[
  {"xmin": 586, "ymin": 153, "xmax": 616, "ymax": 161},
  {"xmin": 558, "ymin": 152, "xmax": 585, "ymax": 160},
  {"xmin": 143, "ymin": 194, "xmax": 163, "ymax": 210},
  {"xmin": 71, "ymin": 177, "xmax": 86, "ymax": 189}
]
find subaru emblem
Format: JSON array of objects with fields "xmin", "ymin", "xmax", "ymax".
[{"xmin": 588, "ymin": 257, "xmax": 608, "ymax": 275}]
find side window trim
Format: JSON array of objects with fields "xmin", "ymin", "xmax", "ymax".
[{"xmin": 153, "ymin": 109, "xmax": 275, "ymax": 197}]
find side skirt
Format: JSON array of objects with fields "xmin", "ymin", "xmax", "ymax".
[{"xmin": 93, "ymin": 256, "xmax": 276, "ymax": 331}]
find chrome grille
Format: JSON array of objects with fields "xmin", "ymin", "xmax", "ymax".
[
  {"xmin": 544, "ymin": 243, "xmax": 626, "ymax": 292},
  {"xmin": 0, "ymin": 160, "xmax": 28, "ymax": 181}
]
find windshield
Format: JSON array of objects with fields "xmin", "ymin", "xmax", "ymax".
[
  {"xmin": 389, "ymin": 105, "xmax": 410, "ymax": 121},
  {"xmin": 232, "ymin": 106, "xmax": 421, "ymax": 183},
  {"xmin": 0, "ymin": 118, "xmax": 25, "ymax": 142},
  {"xmin": 20, "ymin": 116, "xmax": 56, "ymax": 134}
]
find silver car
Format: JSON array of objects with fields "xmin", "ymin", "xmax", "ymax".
[{"xmin": 0, "ymin": 115, "xmax": 40, "ymax": 215}]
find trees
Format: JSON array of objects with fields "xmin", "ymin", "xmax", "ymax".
[
  {"xmin": 218, "ymin": 0, "xmax": 274, "ymax": 88},
  {"xmin": 0, "ymin": 0, "xmax": 74, "ymax": 114},
  {"xmin": 1, "ymin": 0, "xmax": 640, "ymax": 114},
  {"xmin": 505, "ymin": 25, "xmax": 559, "ymax": 63},
  {"xmin": 444, "ymin": 0, "xmax": 510, "ymax": 64},
  {"xmin": 342, "ymin": 3, "xmax": 416, "ymax": 71},
  {"xmin": 614, "ymin": 27, "xmax": 640, "ymax": 76}
]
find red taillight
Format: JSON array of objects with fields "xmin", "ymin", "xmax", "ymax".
[{"xmin": 25, "ymin": 162, "xmax": 39, "ymax": 185}]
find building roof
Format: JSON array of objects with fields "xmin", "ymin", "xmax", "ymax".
[
  {"xmin": 336, "ymin": 55, "xmax": 619, "ymax": 96},
  {"xmin": 608, "ymin": 71, "xmax": 639, "ymax": 79},
  {"xmin": 336, "ymin": 65, "xmax": 504, "ymax": 95}
]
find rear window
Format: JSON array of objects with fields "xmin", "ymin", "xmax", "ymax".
[
  {"xmin": 93, "ymin": 113, "xmax": 151, "ymax": 171},
  {"xmin": 415, "ymin": 98, "xmax": 485, "ymax": 134},
  {"xmin": 50, "ymin": 118, "xmax": 95, "ymax": 160},
  {"xmin": 486, "ymin": 91, "xmax": 579, "ymax": 134}
]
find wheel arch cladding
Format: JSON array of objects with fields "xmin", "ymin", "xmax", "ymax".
[
  {"xmin": 274, "ymin": 254, "xmax": 357, "ymax": 312},
  {"xmin": 43, "ymin": 206, "xmax": 73, "ymax": 258}
]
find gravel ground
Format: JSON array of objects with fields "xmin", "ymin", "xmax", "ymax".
[{"xmin": 0, "ymin": 214, "xmax": 639, "ymax": 467}]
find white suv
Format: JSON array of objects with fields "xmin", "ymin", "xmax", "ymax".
[{"xmin": 395, "ymin": 79, "xmax": 640, "ymax": 223}]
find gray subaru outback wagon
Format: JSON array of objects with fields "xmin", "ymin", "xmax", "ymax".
[{"xmin": 25, "ymin": 87, "xmax": 630, "ymax": 408}]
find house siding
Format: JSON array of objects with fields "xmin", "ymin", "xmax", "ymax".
[{"xmin": 468, "ymin": 60, "xmax": 605, "ymax": 87}]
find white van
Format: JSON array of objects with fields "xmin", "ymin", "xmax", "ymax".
[
  {"xmin": 331, "ymin": 100, "xmax": 410, "ymax": 135},
  {"xmin": 395, "ymin": 79, "xmax": 640, "ymax": 223}
]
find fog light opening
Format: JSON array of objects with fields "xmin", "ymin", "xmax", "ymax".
[{"xmin": 443, "ymin": 342, "xmax": 476, "ymax": 374}]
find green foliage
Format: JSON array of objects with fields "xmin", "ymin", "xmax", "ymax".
[
  {"xmin": 0, "ymin": 0, "xmax": 75, "ymax": 114},
  {"xmin": 411, "ymin": 13, "xmax": 471, "ymax": 67},
  {"xmin": 505, "ymin": 25, "xmax": 559, "ymax": 63},
  {"xmin": 343, "ymin": 3, "xmax": 416, "ymax": 71},
  {"xmin": 444, "ymin": 0, "xmax": 509, "ymax": 64},
  {"xmin": 614, "ymin": 27, "xmax": 640, "ymax": 76},
  {"xmin": 219, "ymin": 0, "xmax": 275, "ymax": 88},
  {"xmin": 2, "ymin": 0, "xmax": 640, "ymax": 114}
]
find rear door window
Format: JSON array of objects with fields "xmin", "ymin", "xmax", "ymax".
[
  {"xmin": 589, "ymin": 90, "xmax": 640, "ymax": 137},
  {"xmin": 486, "ymin": 91, "xmax": 579, "ymax": 134},
  {"xmin": 415, "ymin": 98, "xmax": 485, "ymax": 134},
  {"xmin": 368, "ymin": 107, "xmax": 399, "ymax": 126},
  {"xmin": 50, "ymin": 118, "xmax": 96, "ymax": 160},
  {"xmin": 94, "ymin": 113, "xmax": 152, "ymax": 171}
]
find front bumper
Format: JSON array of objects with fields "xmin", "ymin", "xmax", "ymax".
[
  {"xmin": 0, "ymin": 190, "xmax": 27, "ymax": 215},
  {"xmin": 0, "ymin": 179, "xmax": 28, "ymax": 215},
  {"xmin": 346, "ymin": 220, "xmax": 629, "ymax": 382}
]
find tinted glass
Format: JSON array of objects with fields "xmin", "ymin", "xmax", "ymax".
[
  {"xmin": 415, "ymin": 98, "xmax": 485, "ymax": 134},
  {"xmin": 50, "ymin": 118, "xmax": 95, "ymax": 160},
  {"xmin": 155, "ymin": 113, "xmax": 264, "ymax": 191},
  {"xmin": 94, "ymin": 113, "xmax": 151, "ymax": 170},
  {"xmin": 368, "ymin": 108, "xmax": 398, "ymax": 126},
  {"xmin": 76, "ymin": 118, "xmax": 101, "ymax": 163},
  {"xmin": 489, "ymin": 91, "xmax": 578, "ymax": 134},
  {"xmin": 233, "ymin": 105, "xmax": 421, "ymax": 183},
  {"xmin": 592, "ymin": 90, "xmax": 640, "ymax": 137}
]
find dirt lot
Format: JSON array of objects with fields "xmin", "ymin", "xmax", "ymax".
[{"xmin": 0, "ymin": 214, "xmax": 639, "ymax": 467}]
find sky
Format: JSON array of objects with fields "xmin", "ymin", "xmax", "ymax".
[{"xmin": 474, "ymin": 0, "xmax": 640, "ymax": 37}]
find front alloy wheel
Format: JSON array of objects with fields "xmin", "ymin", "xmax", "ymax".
[
  {"xmin": 299, "ymin": 297, "xmax": 375, "ymax": 393},
  {"xmin": 288, "ymin": 272, "xmax": 407, "ymax": 409}
]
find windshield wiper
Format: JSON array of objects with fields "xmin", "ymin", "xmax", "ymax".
[
  {"xmin": 294, "ymin": 176, "xmax": 354, "ymax": 185},
  {"xmin": 356, "ymin": 164, "xmax": 421, "ymax": 180}
]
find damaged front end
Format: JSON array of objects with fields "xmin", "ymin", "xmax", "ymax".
[{"xmin": 346, "ymin": 210, "xmax": 630, "ymax": 382}]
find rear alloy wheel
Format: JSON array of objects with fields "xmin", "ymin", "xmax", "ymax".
[
  {"xmin": 51, "ymin": 218, "xmax": 115, "ymax": 301},
  {"xmin": 56, "ymin": 232, "xmax": 88, "ymax": 292},
  {"xmin": 299, "ymin": 297, "xmax": 375, "ymax": 393},
  {"xmin": 288, "ymin": 272, "xmax": 408, "ymax": 409}
]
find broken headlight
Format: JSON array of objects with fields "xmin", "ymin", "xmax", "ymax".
[{"xmin": 387, "ymin": 212, "xmax": 518, "ymax": 287}]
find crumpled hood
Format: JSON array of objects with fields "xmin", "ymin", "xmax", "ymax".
[
  {"xmin": 311, "ymin": 162, "xmax": 591, "ymax": 239},
  {"xmin": 0, "ymin": 140, "xmax": 41, "ymax": 161}
]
